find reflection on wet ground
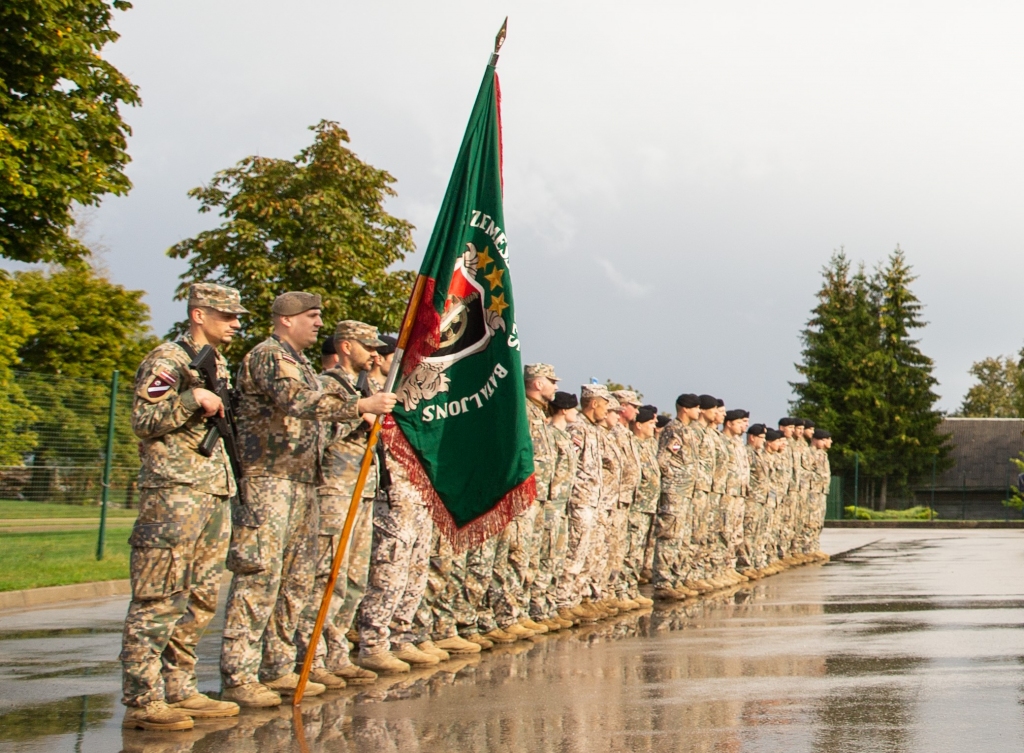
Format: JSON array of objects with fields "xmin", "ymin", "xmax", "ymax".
[{"xmin": 2, "ymin": 529, "xmax": 1024, "ymax": 752}]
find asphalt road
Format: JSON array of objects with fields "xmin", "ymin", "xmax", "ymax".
[{"xmin": 2, "ymin": 529, "xmax": 1023, "ymax": 752}]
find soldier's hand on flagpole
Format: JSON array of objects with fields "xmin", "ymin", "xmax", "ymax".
[
  {"xmin": 193, "ymin": 388, "xmax": 225, "ymax": 418},
  {"xmin": 358, "ymin": 392, "xmax": 398, "ymax": 416}
]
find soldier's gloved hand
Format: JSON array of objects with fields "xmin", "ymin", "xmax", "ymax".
[
  {"xmin": 193, "ymin": 387, "xmax": 225, "ymax": 418},
  {"xmin": 357, "ymin": 392, "xmax": 398, "ymax": 416}
]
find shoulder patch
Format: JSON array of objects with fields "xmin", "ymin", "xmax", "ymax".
[
  {"xmin": 572, "ymin": 435, "xmax": 584, "ymax": 448},
  {"xmin": 147, "ymin": 378, "xmax": 173, "ymax": 399},
  {"xmin": 281, "ymin": 353, "xmax": 298, "ymax": 365}
]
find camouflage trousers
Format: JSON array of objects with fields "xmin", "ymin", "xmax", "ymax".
[
  {"xmin": 412, "ymin": 527, "xmax": 470, "ymax": 643},
  {"xmin": 489, "ymin": 502, "xmax": 540, "ymax": 629},
  {"xmin": 652, "ymin": 491, "xmax": 694, "ymax": 589},
  {"xmin": 529, "ymin": 501, "xmax": 568, "ymax": 620},
  {"xmin": 554, "ymin": 503, "xmax": 598, "ymax": 609},
  {"xmin": 603, "ymin": 505, "xmax": 631, "ymax": 599},
  {"xmin": 324, "ymin": 496, "xmax": 373, "ymax": 668},
  {"xmin": 460, "ymin": 537, "xmax": 499, "ymax": 635},
  {"xmin": 120, "ymin": 487, "xmax": 229, "ymax": 707},
  {"xmin": 642, "ymin": 520, "xmax": 656, "ymax": 580},
  {"xmin": 737, "ymin": 498, "xmax": 768, "ymax": 571},
  {"xmin": 580, "ymin": 507, "xmax": 613, "ymax": 600},
  {"xmin": 220, "ymin": 477, "xmax": 319, "ymax": 687},
  {"xmin": 293, "ymin": 493, "xmax": 373, "ymax": 672},
  {"xmin": 776, "ymin": 493, "xmax": 800, "ymax": 559},
  {"xmin": 622, "ymin": 509, "xmax": 653, "ymax": 598},
  {"xmin": 720, "ymin": 494, "xmax": 745, "ymax": 572},
  {"xmin": 356, "ymin": 458, "xmax": 431, "ymax": 655},
  {"xmin": 688, "ymin": 490, "xmax": 713, "ymax": 581}
]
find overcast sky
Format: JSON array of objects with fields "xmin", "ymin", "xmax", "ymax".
[{"xmin": 66, "ymin": 1, "xmax": 1024, "ymax": 423}]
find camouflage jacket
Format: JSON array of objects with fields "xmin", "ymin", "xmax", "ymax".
[
  {"xmin": 598, "ymin": 424, "xmax": 623, "ymax": 510},
  {"xmin": 799, "ymin": 438, "xmax": 818, "ymax": 491},
  {"xmin": 131, "ymin": 334, "xmax": 235, "ymax": 495},
  {"xmin": 526, "ymin": 398, "xmax": 556, "ymax": 501},
  {"xmin": 317, "ymin": 367, "xmax": 378, "ymax": 503},
  {"xmin": 775, "ymin": 440, "xmax": 794, "ymax": 498},
  {"xmin": 746, "ymin": 444, "xmax": 773, "ymax": 505},
  {"xmin": 633, "ymin": 435, "xmax": 661, "ymax": 514},
  {"xmin": 658, "ymin": 419, "xmax": 699, "ymax": 497},
  {"xmin": 813, "ymin": 447, "xmax": 832, "ymax": 494},
  {"xmin": 709, "ymin": 428, "xmax": 730, "ymax": 495},
  {"xmin": 723, "ymin": 434, "xmax": 750, "ymax": 497},
  {"xmin": 691, "ymin": 423, "xmax": 716, "ymax": 493},
  {"xmin": 788, "ymin": 438, "xmax": 808, "ymax": 494},
  {"xmin": 612, "ymin": 424, "xmax": 641, "ymax": 507},
  {"xmin": 567, "ymin": 414, "xmax": 603, "ymax": 509},
  {"xmin": 549, "ymin": 424, "xmax": 577, "ymax": 506},
  {"xmin": 235, "ymin": 335, "xmax": 360, "ymax": 483}
]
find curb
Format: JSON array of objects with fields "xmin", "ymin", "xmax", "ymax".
[
  {"xmin": 825, "ymin": 520, "xmax": 1024, "ymax": 529},
  {"xmin": 0, "ymin": 579, "xmax": 131, "ymax": 611}
]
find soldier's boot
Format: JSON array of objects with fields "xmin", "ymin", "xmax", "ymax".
[
  {"xmin": 122, "ymin": 701, "xmax": 194, "ymax": 731},
  {"xmin": 595, "ymin": 599, "xmax": 619, "ymax": 617},
  {"xmin": 264, "ymin": 672, "xmax": 325, "ymax": 697},
  {"xmin": 739, "ymin": 569, "xmax": 760, "ymax": 580},
  {"xmin": 483, "ymin": 628, "xmax": 517, "ymax": 644},
  {"xmin": 815, "ymin": 551, "xmax": 831, "ymax": 562},
  {"xmin": 689, "ymin": 580, "xmax": 715, "ymax": 594},
  {"xmin": 557, "ymin": 608, "xmax": 582, "ymax": 626},
  {"xmin": 540, "ymin": 618, "xmax": 564, "ymax": 631},
  {"xmin": 569, "ymin": 604, "xmax": 599, "ymax": 623},
  {"xmin": 503, "ymin": 623, "xmax": 536, "ymax": 639},
  {"xmin": 308, "ymin": 668, "xmax": 347, "ymax": 689},
  {"xmin": 333, "ymin": 664, "xmax": 378, "ymax": 684},
  {"xmin": 221, "ymin": 683, "xmax": 282, "ymax": 708},
  {"xmin": 729, "ymin": 569, "xmax": 749, "ymax": 582},
  {"xmin": 463, "ymin": 632, "xmax": 495, "ymax": 650},
  {"xmin": 633, "ymin": 594, "xmax": 654, "ymax": 607},
  {"xmin": 434, "ymin": 635, "xmax": 483, "ymax": 654},
  {"xmin": 618, "ymin": 597, "xmax": 641, "ymax": 611},
  {"xmin": 675, "ymin": 584, "xmax": 700, "ymax": 597},
  {"xmin": 168, "ymin": 693, "xmax": 240, "ymax": 718},
  {"xmin": 639, "ymin": 568, "xmax": 653, "ymax": 584},
  {"xmin": 519, "ymin": 617, "xmax": 548, "ymax": 633},
  {"xmin": 356, "ymin": 651, "xmax": 411, "ymax": 674},
  {"xmin": 654, "ymin": 587, "xmax": 684, "ymax": 601},
  {"xmin": 392, "ymin": 643, "xmax": 442, "ymax": 665},
  {"xmin": 416, "ymin": 641, "xmax": 450, "ymax": 661}
]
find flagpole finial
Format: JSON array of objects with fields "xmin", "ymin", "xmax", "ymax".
[{"xmin": 489, "ymin": 17, "xmax": 508, "ymax": 67}]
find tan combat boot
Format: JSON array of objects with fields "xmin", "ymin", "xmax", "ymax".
[
  {"xmin": 168, "ymin": 693, "xmax": 239, "ymax": 718},
  {"xmin": 519, "ymin": 617, "xmax": 548, "ymax": 633},
  {"xmin": 309, "ymin": 668, "xmax": 347, "ymax": 689},
  {"xmin": 333, "ymin": 664, "xmax": 378, "ymax": 684},
  {"xmin": 357, "ymin": 651, "xmax": 411, "ymax": 674},
  {"xmin": 221, "ymin": 682, "xmax": 282, "ymax": 708},
  {"xmin": 540, "ymin": 618, "xmax": 564, "ymax": 631},
  {"xmin": 463, "ymin": 632, "xmax": 495, "ymax": 650},
  {"xmin": 653, "ymin": 587, "xmax": 684, "ymax": 601},
  {"xmin": 633, "ymin": 594, "xmax": 654, "ymax": 607},
  {"xmin": 265, "ymin": 672, "xmax": 325, "ymax": 697},
  {"xmin": 483, "ymin": 628, "xmax": 517, "ymax": 644},
  {"xmin": 434, "ymin": 635, "xmax": 483, "ymax": 654},
  {"xmin": 122, "ymin": 701, "xmax": 194, "ymax": 731},
  {"xmin": 502, "ymin": 623, "xmax": 535, "ymax": 639},
  {"xmin": 557, "ymin": 608, "xmax": 581, "ymax": 626},
  {"xmin": 392, "ymin": 642, "xmax": 441, "ymax": 665},
  {"xmin": 416, "ymin": 640, "xmax": 450, "ymax": 661}
]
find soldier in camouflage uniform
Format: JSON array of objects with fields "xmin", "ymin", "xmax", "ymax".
[
  {"xmin": 783, "ymin": 418, "xmax": 809, "ymax": 563},
  {"xmin": 293, "ymin": 320, "xmax": 388, "ymax": 689},
  {"xmin": 486, "ymin": 364, "xmax": 560, "ymax": 641},
  {"xmin": 685, "ymin": 395, "xmax": 720, "ymax": 594},
  {"xmin": 220, "ymin": 293, "xmax": 397, "ymax": 706},
  {"xmin": 608, "ymin": 390, "xmax": 644, "ymax": 609},
  {"xmin": 553, "ymin": 385, "xmax": 609, "ymax": 623},
  {"xmin": 807, "ymin": 429, "xmax": 832, "ymax": 561},
  {"xmin": 623, "ymin": 405, "xmax": 659, "ymax": 606},
  {"xmin": 773, "ymin": 418, "xmax": 797, "ymax": 567},
  {"xmin": 531, "ymin": 391, "xmax": 578, "ymax": 628},
  {"xmin": 582, "ymin": 393, "xmax": 623, "ymax": 615},
  {"xmin": 738, "ymin": 424, "xmax": 771, "ymax": 577},
  {"xmin": 705, "ymin": 400, "xmax": 732, "ymax": 587},
  {"xmin": 652, "ymin": 394, "xmax": 701, "ymax": 599},
  {"xmin": 720, "ymin": 409, "xmax": 750, "ymax": 583},
  {"xmin": 120, "ymin": 284, "xmax": 248, "ymax": 731},
  {"xmin": 761, "ymin": 427, "xmax": 787, "ymax": 574}
]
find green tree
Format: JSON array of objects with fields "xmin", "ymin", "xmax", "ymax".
[
  {"xmin": 955, "ymin": 354, "xmax": 1024, "ymax": 417},
  {"xmin": 167, "ymin": 120, "xmax": 416, "ymax": 359},
  {"xmin": 0, "ymin": 272, "xmax": 38, "ymax": 465},
  {"xmin": 0, "ymin": 1, "xmax": 140, "ymax": 263},
  {"xmin": 792, "ymin": 248, "xmax": 949, "ymax": 510},
  {"xmin": 13, "ymin": 264, "xmax": 157, "ymax": 502}
]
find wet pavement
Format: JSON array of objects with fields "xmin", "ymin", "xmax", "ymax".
[{"xmin": 2, "ymin": 528, "xmax": 1024, "ymax": 752}]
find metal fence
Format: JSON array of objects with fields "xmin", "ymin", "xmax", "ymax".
[{"xmin": 0, "ymin": 370, "xmax": 138, "ymax": 508}]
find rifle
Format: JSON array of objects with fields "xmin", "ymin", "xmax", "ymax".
[
  {"xmin": 188, "ymin": 345, "xmax": 245, "ymax": 495},
  {"xmin": 356, "ymin": 369, "xmax": 391, "ymax": 502}
]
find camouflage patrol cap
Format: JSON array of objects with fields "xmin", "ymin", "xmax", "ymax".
[
  {"xmin": 334, "ymin": 320, "xmax": 386, "ymax": 348},
  {"xmin": 524, "ymin": 363, "xmax": 560, "ymax": 382},
  {"xmin": 187, "ymin": 283, "xmax": 249, "ymax": 314},
  {"xmin": 611, "ymin": 389, "xmax": 641, "ymax": 407},
  {"xmin": 581, "ymin": 384, "xmax": 612, "ymax": 402},
  {"xmin": 607, "ymin": 394, "xmax": 622, "ymax": 410},
  {"xmin": 272, "ymin": 291, "xmax": 322, "ymax": 316}
]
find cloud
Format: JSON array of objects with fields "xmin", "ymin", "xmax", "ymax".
[{"xmin": 596, "ymin": 258, "xmax": 651, "ymax": 298}]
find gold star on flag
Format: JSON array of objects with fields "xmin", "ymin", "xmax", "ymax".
[
  {"xmin": 476, "ymin": 246, "xmax": 494, "ymax": 269},
  {"xmin": 484, "ymin": 266, "xmax": 504, "ymax": 290},
  {"xmin": 487, "ymin": 292, "xmax": 509, "ymax": 317}
]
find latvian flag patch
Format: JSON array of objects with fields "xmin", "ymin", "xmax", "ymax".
[{"xmin": 147, "ymin": 370, "xmax": 177, "ymax": 399}]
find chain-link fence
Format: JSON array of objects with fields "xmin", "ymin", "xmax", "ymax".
[{"xmin": 0, "ymin": 371, "xmax": 138, "ymax": 508}]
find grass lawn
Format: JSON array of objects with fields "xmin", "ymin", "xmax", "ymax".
[
  {"xmin": 0, "ymin": 527, "xmax": 133, "ymax": 591},
  {"xmin": 0, "ymin": 499, "xmax": 137, "ymax": 519}
]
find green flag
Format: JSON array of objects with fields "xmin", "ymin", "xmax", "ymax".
[{"xmin": 381, "ymin": 52, "xmax": 535, "ymax": 551}]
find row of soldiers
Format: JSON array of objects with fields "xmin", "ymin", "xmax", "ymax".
[{"xmin": 118, "ymin": 283, "xmax": 831, "ymax": 733}]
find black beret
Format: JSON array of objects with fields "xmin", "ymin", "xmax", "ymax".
[
  {"xmin": 748, "ymin": 423, "xmax": 767, "ymax": 436},
  {"xmin": 802, "ymin": 419, "xmax": 815, "ymax": 429},
  {"xmin": 765, "ymin": 428, "xmax": 783, "ymax": 441},
  {"xmin": 641, "ymin": 403, "xmax": 658, "ymax": 415},
  {"xmin": 698, "ymin": 394, "xmax": 718, "ymax": 410},
  {"xmin": 321, "ymin": 336, "xmax": 337, "ymax": 356},
  {"xmin": 792, "ymin": 418, "xmax": 806, "ymax": 428},
  {"xmin": 724, "ymin": 409, "xmax": 748, "ymax": 423},
  {"xmin": 813, "ymin": 428, "xmax": 831, "ymax": 439},
  {"xmin": 636, "ymin": 407, "xmax": 657, "ymax": 423},
  {"xmin": 376, "ymin": 334, "xmax": 397, "ymax": 356},
  {"xmin": 550, "ymin": 391, "xmax": 579, "ymax": 411},
  {"xmin": 716, "ymin": 398, "xmax": 725, "ymax": 407},
  {"xmin": 656, "ymin": 414, "xmax": 671, "ymax": 429},
  {"xmin": 676, "ymin": 393, "xmax": 699, "ymax": 409},
  {"xmin": 778, "ymin": 417, "xmax": 795, "ymax": 427}
]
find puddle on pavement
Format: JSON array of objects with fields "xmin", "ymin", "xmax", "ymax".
[
  {"xmin": 0, "ymin": 694, "xmax": 113, "ymax": 743},
  {"xmin": 0, "ymin": 626, "xmax": 122, "ymax": 641}
]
